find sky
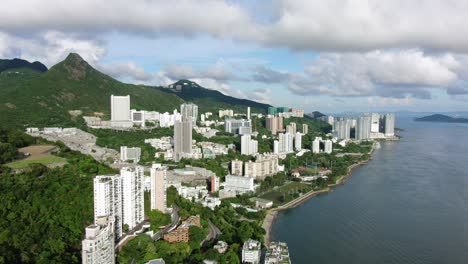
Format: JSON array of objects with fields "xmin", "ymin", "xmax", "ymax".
[{"xmin": 1, "ymin": 0, "xmax": 468, "ymax": 113}]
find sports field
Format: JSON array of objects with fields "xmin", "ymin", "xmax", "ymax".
[{"xmin": 6, "ymin": 145, "xmax": 66, "ymax": 169}]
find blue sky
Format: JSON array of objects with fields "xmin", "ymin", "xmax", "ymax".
[{"xmin": 1, "ymin": 0, "xmax": 468, "ymax": 112}]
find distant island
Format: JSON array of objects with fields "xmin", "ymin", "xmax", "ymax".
[{"xmin": 415, "ymin": 114, "xmax": 468, "ymax": 123}]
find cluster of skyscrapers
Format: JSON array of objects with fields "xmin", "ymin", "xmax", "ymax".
[
  {"xmin": 82, "ymin": 164, "xmax": 167, "ymax": 264},
  {"xmin": 332, "ymin": 113, "xmax": 396, "ymax": 140}
]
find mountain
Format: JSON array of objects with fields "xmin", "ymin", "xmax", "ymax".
[
  {"xmin": 0, "ymin": 53, "xmax": 184, "ymax": 128},
  {"xmin": 0, "ymin": 58, "xmax": 47, "ymax": 73},
  {"xmin": 156, "ymin": 80, "xmax": 271, "ymax": 114},
  {"xmin": 0, "ymin": 53, "xmax": 273, "ymax": 128},
  {"xmin": 415, "ymin": 114, "xmax": 468, "ymax": 123},
  {"xmin": 307, "ymin": 111, "xmax": 326, "ymax": 118}
]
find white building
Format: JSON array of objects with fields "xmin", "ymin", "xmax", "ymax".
[
  {"xmin": 277, "ymin": 132, "xmax": 294, "ymax": 154},
  {"xmin": 224, "ymin": 175, "xmax": 255, "ymax": 193},
  {"xmin": 242, "ymin": 239, "xmax": 261, "ymax": 264},
  {"xmin": 181, "ymin": 103, "xmax": 198, "ymax": 127},
  {"xmin": 302, "ymin": 124, "xmax": 308, "ymax": 134},
  {"xmin": 371, "ymin": 113, "xmax": 380, "ymax": 133},
  {"xmin": 82, "ymin": 217, "xmax": 115, "ymax": 264},
  {"xmin": 333, "ymin": 119, "xmax": 351, "ymax": 140},
  {"xmin": 294, "ymin": 132, "xmax": 302, "ymax": 151},
  {"xmin": 312, "ymin": 138, "xmax": 320, "ymax": 154},
  {"xmin": 356, "ymin": 114, "xmax": 372, "ymax": 140},
  {"xmin": 120, "ymin": 146, "xmax": 141, "ymax": 163},
  {"xmin": 130, "ymin": 109, "xmax": 146, "ymax": 127},
  {"xmin": 121, "ymin": 167, "xmax": 145, "ymax": 230},
  {"xmin": 324, "ymin": 139, "xmax": 333, "ymax": 154},
  {"xmin": 241, "ymin": 134, "xmax": 258, "ymax": 156},
  {"xmin": 384, "ymin": 113, "xmax": 395, "ymax": 137},
  {"xmin": 93, "ymin": 175, "xmax": 123, "ymax": 239},
  {"xmin": 247, "ymin": 107, "xmax": 251, "ymax": 120},
  {"xmin": 224, "ymin": 119, "xmax": 251, "ymax": 135},
  {"xmin": 110, "ymin": 95, "xmax": 132, "ymax": 127},
  {"xmin": 150, "ymin": 164, "xmax": 167, "ymax": 213}
]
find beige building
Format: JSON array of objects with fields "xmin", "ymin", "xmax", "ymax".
[
  {"xmin": 231, "ymin": 159, "xmax": 244, "ymax": 176},
  {"xmin": 150, "ymin": 164, "xmax": 167, "ymax": 213}
]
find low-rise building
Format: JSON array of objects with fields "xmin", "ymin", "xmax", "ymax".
[
  {"xmin": 264, "ymin": 241, "xmax": 291, "ymax": 264},
  {"xmin": 120, "ymin": 146, "xmax": 141, "ymax": 163},
  {"xmin": 224, "ymin": 175, "xmax": 255, "ymax": 194},
  {"xmin": 214, "ymin": 240, "xmax": 229, "ymax": 254}
]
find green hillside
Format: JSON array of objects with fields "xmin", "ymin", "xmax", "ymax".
[
  {"xmin": 0, "ymin": 53, "xmax": 277, "ymax": 129},
  {"xmin": 0, "ymin": 53, "xmax": 184, "ymax": 128},
  {"xmin": 0, "ymin": 58, "xmax": 47, "ymax": 73},
  {"xmin": 156, "ymin": 80, "xmax": 271, "ymax": 114}
]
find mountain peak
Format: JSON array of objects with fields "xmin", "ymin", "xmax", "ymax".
[{"xmin": 59, "ymin": 53, "xmax": 91, "ymax": 80}]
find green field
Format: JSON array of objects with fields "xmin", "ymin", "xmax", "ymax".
[
  {"xmin": 259, "ymin": 182, "xmax": 312, "ymax": 205},
  {"xmin": 6, "ymin": 155, "xmax": 66, "ymax": 169}
]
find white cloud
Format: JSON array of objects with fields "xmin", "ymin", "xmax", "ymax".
[
  {"xmin": 254, "ymin": 49, "xmax": 466, "ymax": 99},
  {"xmin": 97, "ymin": 62, "xmax": 152, "ymax": 82},
  {"xmin": 0, "ymin": 31, "xmax": 105, "ymax": 67}
]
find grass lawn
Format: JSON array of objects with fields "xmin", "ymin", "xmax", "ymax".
[
  {"xmin": 259, "ymin": 182, "xmax": 312, "ymax": 205},
  {"xmin": 6, "ymin": 155, "xmax": 66, "ymax": 169}
]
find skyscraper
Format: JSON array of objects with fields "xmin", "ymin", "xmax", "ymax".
[
  {"xmin": 241, "ymin": 134, "xmax": 258, "ymax": 156},
  {"xmin": 384, "ymin": 113, "xmax": 395, "ymax": 137},
  {"xmin": 180, "ymin": 103, "xmax": 198, "ymax": 127},
  {"xmin": 371, "ymin": 113, "xmax": 380, "ymax": 133},
  {"xmin": 312, "ymin": 138, "xmax": 320, "ymax": 153},
  {"xmin": 333, "ymin": 119, "xmax": 351, "ymax": 139},
  {"xmin": 302, "ymin": 124, "xmax": 308, "ymax": 134},
  {"xmin": 120, "ymin": 166, "xmax": 144, "ymax": 230},
  {"xmin": 278, "ymin": 132, "xmax": 294, "ymax": 154},
  {"xmin": 324, "ymin": 140, "xmax": 333, "ymax": 154},
  {"xmin": 93, "ymin": 175, "xmax": 123, "ymax": 239},
  {"xmin": 82, "ymin": 216, "xmax": 115, "ymax": 264},
  {"xmin": 294, "ymin": 132, "xmax": 302, "ymax": 151},
  {"xmin": 150, "ymin": 164, "xmax": 167, "ymax": 213},
  {"xmin": 356, "ymin": 114, "xmax": 372, "ymax": 140},
  {"xmin": 174, "ymin": 119, "xmax": 192, "ymax": 161},
  {"xmin": 247, "ymin": 107, "xmax": 251, "ymax": 120}
]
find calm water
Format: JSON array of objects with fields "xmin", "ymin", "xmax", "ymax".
[{"xmin": 271, "ymin": 117, "xmax": 468, "ymax": 264}]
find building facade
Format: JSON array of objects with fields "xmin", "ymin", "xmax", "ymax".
[
  {"xmin": 82, "ymin": 217, "xmax": 115, "ymax": 264},
  {"xmin": 180, "ymin": 103, "xmax": 198, "ymax": 127},
  {"xmin": 121, "ymin": 167, "xmax": 145, "ymax": 230},
  {"xmin": 242, "ymin": 239, "xmax": 261, "ymax": 264},
  {"xmin": 241, "ymin": 134, "xmax": 258, "ymax": 156},
  {"xmin": 174, "ymin": 119, "xmax": 193, "ymax": 161},
  {"xmin": 150, "ymin": 164, "xmax": 167, "ymax": 213},
  {"xmin": 93, "ymin": 175, "xmax": 122, "ymax": 239}
]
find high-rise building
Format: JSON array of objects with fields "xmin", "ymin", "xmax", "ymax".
[
  {"xmin": 180, "ymin": 103, "xmax": 198, "ymax": 127},
  {"xmin": 150, "ymin": 164, "xmax": 167, "ymax": 213},
  {"xmin": 93, "ymin": 175, "xmax": 123, "ymax": 239},
  {"xmin": 384, "ymin": 113, "xmax": 395, "ymax": 137},
  {"xmin": 111, "ymin": 95, "xmax": 131, "ymax": 127},
  {"xmin": 286, "ymin": 124, "xmax": 296, "ymax": 134},
  {"xmin": 211, "ymin": 175, "xmax": 220, "ymax": 193},
  {"xmin": 174, "ymin": 119, "xmax": 193, "ymax": 161},
  {"xmin": 268, "ymin": 107, "xmax": 278, "ymax": 116},
  {"xmin": 224, "ymin": 119, "xmax": 252, "ymax": 135},
  {"xmin": 312, "ymin": 138, "xmax": 320, "ymax": 154},
  {"xmin": 278, "ymin": 132, "xmax": 294, "ymax": 154},
  {"xmin": 121, "ymin": 167, "xmax": 144, "ymax": 230},
  {"xmin": 333, "ymin": 119, "xmax": 351, "ymax": 139},
  {"xmin": 290, "ymin": 108, "xmax": 304, "ymax": 117},
  {"xmin": 266, "ymin": 116, "xmax": 284, "ymax": 134},
  {"xmin": 247, "ymin": 107, "xmax": 251, "ymax": 120},
  {"xmin": 231, "ymin": 159, "xmax": 244, "ymax": 176},
  {"xmin": 130, "ymin": 109, "xmax": 146, "ymax": 127},
  {"xmin": 82, "ymin": 216, "xmax": 115, "ymax": 264},
  {"xmin": 324, "ymin": 140, "xmax": 333, "ymax": 154},
  {"xmin": 371, "ymin": 113, "xmax": 380, "ymax": 133},
  {"xmin": 356, "ymin": 114, "xmax": 372, "ymax": 140},
  {"xmin": 241, "ymin": 134, "xmax": 258, "ymax": 156},
  {"xmin": 294, "ymin": 132, "xmax": 302, "ymax": 151},
  {"xmin": 302, "ymin": 124, "xmax": 308, "ymax": 134},
  {"xmin": 273, "ymin": 140, "xmax": 279, "ymax": 154},
  {"xmin": 243, "ymin": 154, "xmax": 279, "ymax": 180},
  {"xmin": 242, "ymin": 239, "xmax": 261, "ymax": 264}
]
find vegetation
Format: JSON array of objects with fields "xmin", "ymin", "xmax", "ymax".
[
  {"xmin": 0, "ymin": 128, "xmax": 36, "ymax": 164},
  {"xmin": 0, "ymin": 58, "xmax": 47, "ymax": 73},
  {"xmin": 0, "ymin": 130, "xmax": 116, "ymax": 263},
  {"xmin": 148, "ymin": 210, "xmax": 171, "ymax": 231},
  {"xmin": 5, "ymin": 155, "xmax": 66, "ymax": 169}
]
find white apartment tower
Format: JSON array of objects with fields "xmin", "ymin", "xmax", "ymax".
[
  {"xmin": 324, "ymin": 140, "xmax": 333, "ymax": 154},
  {"xmin": 82, "ymin": 217, "xmax": 115, "ymax": 264},
  {"xmin": 302, "ymin": 124, "xmax": 308, "ymax": 134},
  {"xmin": 247, "ymin": 107, "xmax": 251, "ymax": 120},
  {"xmin": 181, "ymin": 103, "xmax": 198, "ymax": 127},
  {"xmin": 294, "ymin": 132, "xmax": 302, "ymax": 151},
  {"xmin": 333, "ymin": 119, "xmax": 351, "ymax": 140},
  {"xmin": 93, "ymin": 175, "xmax": 123, "ymax": 239},
  {"xmin": 371, "ymin": 113, "xmax": 380, "ymax": 133},
  {"xmin": 150, "ymin": 164, "xmax": 167, "ymax": 213},
  {"xmin": 174, "ymin": 119, "xmax": 193, "ymax": 161},
  {"xmin": 384, "ymin": 113, "xmax": 395, "ymax": 137},
  {"xmin": 312, "ymin": 138, "xmax": 320, "ymax": 154},
  {"xmin": 241, "ymin": 134, "xmax": 258, "ymax": 156},
  {"xmin": 120, "ymin": 166, "xmax": 144, "ymax": 230},
  {"xmin": 278, "ymin": 132, "xmax": 294, "ymax": 154},
  {"xmin": 356, "ymin": 114, "xmax": 372, "ymax": 140}
]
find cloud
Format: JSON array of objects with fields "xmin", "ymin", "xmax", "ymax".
[
  {"xmin": 247, "ymin": 88, "xmax": 272, "ymax": 104},
  {"xmin": 97, "ymin": 62, "xmax": 153, "ymax": 82},
  {"xmin": 0, "ymin": 31, "xmax": 105, "ymax": 67},
  {"xmin": 163, "ymin": 62, "xmax": 239, "ymax": 81},
  {"xmin": 253, "ymin": 49, "xmax": 466, "ymax": 99},
  {"xmin": 2, "ymin": 0, "xmax": 468, "ymax": 52}
]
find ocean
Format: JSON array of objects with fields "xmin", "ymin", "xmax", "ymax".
[{"xmin": 271, "ymin": 116, "xmax": 468, "ymax": 264}]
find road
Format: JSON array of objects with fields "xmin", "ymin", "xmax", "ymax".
[
  {"xmin": 152, "ymin": 204, "xmax": 180, "ymax": 241},
  {"xmin": 201, "ymin": 220, "xmax": 222, "ymax": 246}
]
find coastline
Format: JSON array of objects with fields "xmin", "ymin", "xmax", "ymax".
[{"xmin": 263, "ymin": 142, "xmax": 378, "ymax": 245}]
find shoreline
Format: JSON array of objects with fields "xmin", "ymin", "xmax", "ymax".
[{"xmin": 263, "ymin": 142, "xmax": 377, "ymax": 245}]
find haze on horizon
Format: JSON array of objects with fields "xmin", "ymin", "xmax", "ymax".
[{"xmin": 1, "ymin": 0, "xmax": 467, "ymax": 113}]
